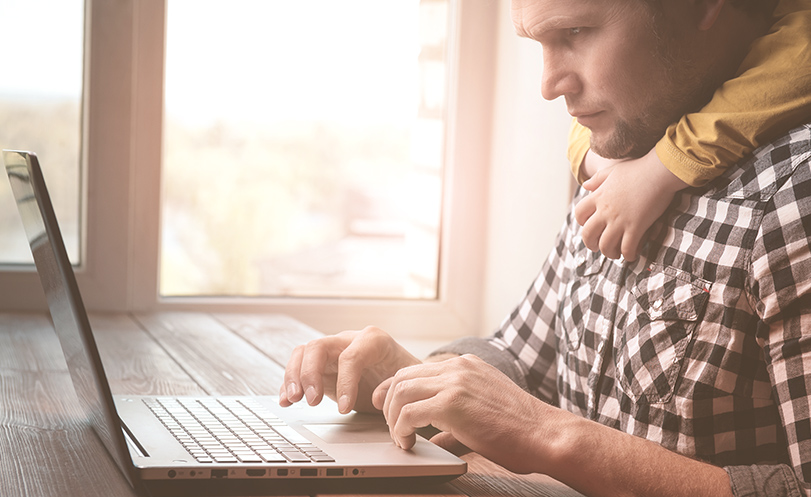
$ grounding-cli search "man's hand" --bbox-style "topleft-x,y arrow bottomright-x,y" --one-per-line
280,326 -> 421,414
372,354 -> 549,474
574,148 -> 688,261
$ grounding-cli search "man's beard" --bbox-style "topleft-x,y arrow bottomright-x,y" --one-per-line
590,115 -> 665,160
588,73 -> 717,160
587,13 -> 723,161
587,63 -> 717,160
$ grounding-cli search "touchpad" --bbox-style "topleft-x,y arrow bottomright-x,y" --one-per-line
304,423 -> 393,444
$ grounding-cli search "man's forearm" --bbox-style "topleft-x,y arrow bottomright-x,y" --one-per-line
536,406 -> 733,497
429,339 -> 734,495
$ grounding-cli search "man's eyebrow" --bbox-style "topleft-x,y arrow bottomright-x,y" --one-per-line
525,16 -> 579,39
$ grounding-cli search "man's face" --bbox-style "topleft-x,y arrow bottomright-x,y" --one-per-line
513,0 -> 708,159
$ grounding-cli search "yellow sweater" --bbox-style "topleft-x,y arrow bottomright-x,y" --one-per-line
568,0 -> 811,186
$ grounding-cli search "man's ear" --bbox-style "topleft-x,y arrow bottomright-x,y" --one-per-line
693,0 -> 726,30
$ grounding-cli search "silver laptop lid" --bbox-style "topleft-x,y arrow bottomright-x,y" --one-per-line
3,150 -> 139,487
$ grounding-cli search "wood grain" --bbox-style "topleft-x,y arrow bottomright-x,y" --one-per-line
90,312 -> 207,396
0,313 -> 137,497
132,312 -> 286,395
451,454 -> 585,497
213,313 -> 323,368
0,313 -> 67,372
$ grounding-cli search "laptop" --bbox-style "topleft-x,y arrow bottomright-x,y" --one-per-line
2,150 -> 466,494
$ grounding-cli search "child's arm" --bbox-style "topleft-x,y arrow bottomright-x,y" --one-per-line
656,0 -> 811,186
568,0 -> 811,259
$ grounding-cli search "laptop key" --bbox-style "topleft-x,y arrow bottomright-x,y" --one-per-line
237,454 -> 263,463
280,451 -> 311,463
259,452 -> 288,463
310,454 -> 336,463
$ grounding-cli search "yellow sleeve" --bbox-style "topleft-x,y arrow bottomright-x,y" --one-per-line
657,0 -> 811,186
567,119 -> 592,184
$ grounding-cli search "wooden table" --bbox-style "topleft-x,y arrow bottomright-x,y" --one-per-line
0,312 -> 583,497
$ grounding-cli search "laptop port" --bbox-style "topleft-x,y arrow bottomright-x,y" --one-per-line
210,469 -> 228,479
326,468 -> 344,477
246,469 -> 266,477
300,468 -> 318,477
277,469 -> 289,477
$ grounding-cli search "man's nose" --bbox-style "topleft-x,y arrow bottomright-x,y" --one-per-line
541,52 -> 581,101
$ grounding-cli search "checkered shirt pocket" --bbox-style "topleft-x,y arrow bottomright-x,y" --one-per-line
617,264 -> 712,404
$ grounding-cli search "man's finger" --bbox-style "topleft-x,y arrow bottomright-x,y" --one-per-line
282,345 -> 305,404
279,383 -> 291,407
372,377 -> 393,411
391,396 -> 437,450
298,335 -> 346,406
381,362 -> 441,419
382,366 -> 444,444
335,337 -> 381,413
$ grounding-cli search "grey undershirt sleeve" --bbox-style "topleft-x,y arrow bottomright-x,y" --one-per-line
428,336 -> 530,393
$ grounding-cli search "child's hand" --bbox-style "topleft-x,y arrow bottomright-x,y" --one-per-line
579,147 -> 619,182
574,148 -> 687,261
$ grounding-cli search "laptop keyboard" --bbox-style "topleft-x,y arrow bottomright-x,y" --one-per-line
144,397 -> 335,464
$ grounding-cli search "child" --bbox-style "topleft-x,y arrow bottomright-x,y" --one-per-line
570,0 -> 811,261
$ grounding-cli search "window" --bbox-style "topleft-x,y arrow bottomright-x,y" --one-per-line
0,0 -> 498,340
161,0 -> 448,300
0,0 -> 84,265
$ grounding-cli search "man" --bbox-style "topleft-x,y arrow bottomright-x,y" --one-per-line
281,0 -> 811,495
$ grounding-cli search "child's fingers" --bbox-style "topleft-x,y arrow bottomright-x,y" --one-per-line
620,228 -> 645,262
598,224 -> 623,260
620,236 -> 640,261
581,215 -> 606,253
574,194 -> 597,227
582,167 -> 611,192
621,246 -> 639,262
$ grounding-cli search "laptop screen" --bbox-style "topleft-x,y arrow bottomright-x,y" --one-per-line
3,150 -> 138,487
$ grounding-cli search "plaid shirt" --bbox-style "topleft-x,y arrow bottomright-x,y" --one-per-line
437,124 -> 811,495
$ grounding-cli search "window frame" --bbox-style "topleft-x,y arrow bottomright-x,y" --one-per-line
0,0 -> 498,341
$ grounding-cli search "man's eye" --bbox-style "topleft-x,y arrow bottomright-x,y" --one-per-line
569,27 -> 582,35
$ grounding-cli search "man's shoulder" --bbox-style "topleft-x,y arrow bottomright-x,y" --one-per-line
704,124 -> 811,202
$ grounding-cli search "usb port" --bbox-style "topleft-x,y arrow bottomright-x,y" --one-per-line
246,469 -> 266,477
210,469 -> 228,479
326,468 -> 344,477
300,468 -> 318,477
277,469 -> 289,477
